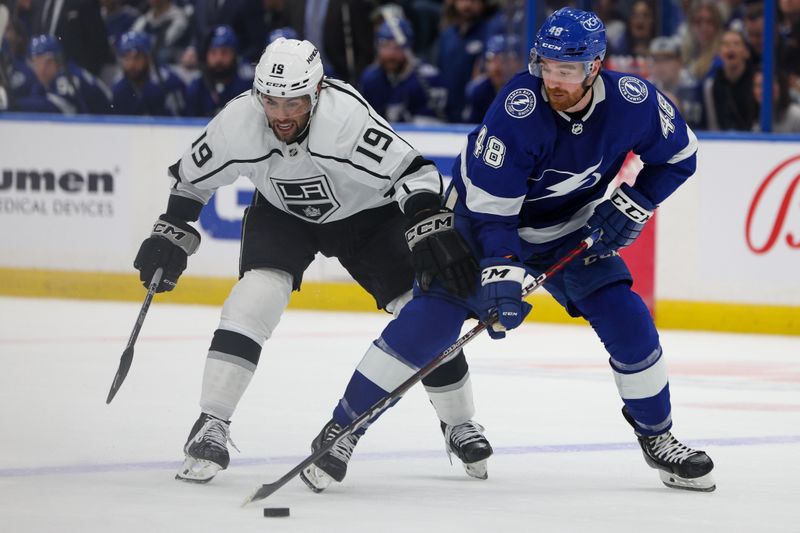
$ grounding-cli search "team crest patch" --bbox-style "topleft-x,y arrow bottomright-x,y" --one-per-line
582,16 -> 601,31
618,76 -> 649,103
504,88 -> 536,118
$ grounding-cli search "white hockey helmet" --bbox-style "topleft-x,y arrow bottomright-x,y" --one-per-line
253,38 -> 324,113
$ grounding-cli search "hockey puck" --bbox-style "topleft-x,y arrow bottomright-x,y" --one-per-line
263,507 -> 290,518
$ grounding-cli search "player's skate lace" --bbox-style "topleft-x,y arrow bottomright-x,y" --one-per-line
446,421 -> 486,450
646,432 -> 696,464
324,424 -> 358,464
191,416 -> 240,454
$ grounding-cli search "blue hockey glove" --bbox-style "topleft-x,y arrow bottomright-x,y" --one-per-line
479,258 -> 533,340
586,183 -> 655,254
134,214 -> 201,292
406,209 -> 479,298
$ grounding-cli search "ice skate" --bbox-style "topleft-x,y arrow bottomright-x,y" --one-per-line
176,413 -> 238,483
299,419 -> 362,493
623,407 -> 715,492
442,420 -> 493,480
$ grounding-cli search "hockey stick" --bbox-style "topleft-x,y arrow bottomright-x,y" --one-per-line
242,230 -> 600,505
105,267 -> 163,404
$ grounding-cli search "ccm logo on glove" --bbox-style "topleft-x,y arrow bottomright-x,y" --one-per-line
405,211 -> 453,248
610,188 -> 653,224
481,265 -> 525,284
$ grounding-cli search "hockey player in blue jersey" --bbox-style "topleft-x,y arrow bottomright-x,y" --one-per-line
301,8 -> 716,493
359,17 -> 447,123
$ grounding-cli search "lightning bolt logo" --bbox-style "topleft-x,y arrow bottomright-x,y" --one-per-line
528,158 -> 603,202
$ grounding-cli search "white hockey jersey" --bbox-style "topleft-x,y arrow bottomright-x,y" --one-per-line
169,79 -> 442,223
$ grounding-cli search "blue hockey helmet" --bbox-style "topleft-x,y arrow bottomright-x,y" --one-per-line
267,27 -> 299,45
376,17 -> 413,48
118,30 -> 152,55
29,34 -> 61,57
485,34 -> 520,58
209,25 -> 238,51
529,8 -> 606,78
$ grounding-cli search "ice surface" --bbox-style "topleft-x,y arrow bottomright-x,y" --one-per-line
1,297 -> 798,532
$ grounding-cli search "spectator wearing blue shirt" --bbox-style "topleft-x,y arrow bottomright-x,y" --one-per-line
101,0 -> 141,53
184,25 -> 251,117
463,34 -> 521,123
14,34 -> 110,114
436,0 -> 493,122
111,30 -> 185,116
359,17 -> 447,123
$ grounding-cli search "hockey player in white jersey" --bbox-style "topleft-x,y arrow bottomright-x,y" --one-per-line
132,38 -> 492,487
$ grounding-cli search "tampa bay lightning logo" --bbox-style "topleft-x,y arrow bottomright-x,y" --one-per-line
582,16 -> 601,31
618,76 -> 649,104
504,88 -> 536,118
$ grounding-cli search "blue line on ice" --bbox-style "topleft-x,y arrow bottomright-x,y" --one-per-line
3,435 -> 799,478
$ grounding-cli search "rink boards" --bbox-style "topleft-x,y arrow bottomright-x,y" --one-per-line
0,114 -> 798,335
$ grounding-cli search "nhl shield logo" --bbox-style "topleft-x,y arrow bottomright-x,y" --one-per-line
271,174 -> 340,222
504,88 -> 537,118
618,76 -> 649,104
571,123 -> 584,135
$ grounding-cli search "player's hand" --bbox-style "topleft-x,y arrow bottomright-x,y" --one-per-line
478,257 -> 532,340
405,209 -> 478,298
585,183 -> 655,254
134,214 -> 201,292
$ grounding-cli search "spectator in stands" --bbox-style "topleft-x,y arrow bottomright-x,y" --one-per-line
100,0 -> 140,53
267,26 -> 298,44
111,30 -> 185,116
647,35 -> 705,129
609,0 -> 656,58
2,17 -> 36,104
184,25 -> 251,118
130,0 -> 190,65
780,0 -> 800,91
31,0 -> 113,76
462,33 -> 520,123
14,35 -> 109,115
594,0 -> 626,49
681,0 -> 724,82
283,0 -> 376,84
183,0 -> 266,70
753,69 -> 800,132
436,0 -> 494,122
703,29 -> 757,130
360,16 -> 447,123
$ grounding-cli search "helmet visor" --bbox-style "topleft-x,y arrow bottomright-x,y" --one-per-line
531,54 -> 590,84
259,93 -> 313,121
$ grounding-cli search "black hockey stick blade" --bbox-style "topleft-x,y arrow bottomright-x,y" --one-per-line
106,267 -> 163,404
242,231 -> 599,505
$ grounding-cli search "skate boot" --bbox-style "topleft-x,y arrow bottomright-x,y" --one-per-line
176,413 -> 238,483
441,420 -> 494,480
299,419 -> 362,493
622,407 -> 715,492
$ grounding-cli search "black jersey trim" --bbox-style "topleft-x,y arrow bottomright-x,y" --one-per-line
307,149 -> 392,180
321,79 -> 414,150
190,149 -> 284,185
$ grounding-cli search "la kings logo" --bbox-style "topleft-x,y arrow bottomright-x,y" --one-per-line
271,174 -> 340,222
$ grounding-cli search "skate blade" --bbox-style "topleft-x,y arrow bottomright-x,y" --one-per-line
299,464 -> 333,493
175,456 -> 223,484
659,470 -> 716,492
463,459 -> 488,480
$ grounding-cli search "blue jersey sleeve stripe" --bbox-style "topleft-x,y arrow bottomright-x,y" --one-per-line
666,126 -> 698,165
459,142 -> 525,216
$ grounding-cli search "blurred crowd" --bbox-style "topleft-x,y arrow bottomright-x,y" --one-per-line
0,0 -> 799,132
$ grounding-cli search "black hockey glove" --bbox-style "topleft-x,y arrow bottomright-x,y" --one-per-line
134,214 -> 201,292
585,183 -> 655,254
405,209 -> 479,299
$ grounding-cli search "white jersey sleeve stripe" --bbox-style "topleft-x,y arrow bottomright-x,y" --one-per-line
459,140 -> 525,216
666,125 -> 698,164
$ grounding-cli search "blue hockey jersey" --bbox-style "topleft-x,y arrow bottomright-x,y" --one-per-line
451,69 -> 698,260
359,61 -> 447,123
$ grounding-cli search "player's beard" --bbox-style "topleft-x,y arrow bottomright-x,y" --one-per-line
270,112 -> 311,143
544,82 -> 588,112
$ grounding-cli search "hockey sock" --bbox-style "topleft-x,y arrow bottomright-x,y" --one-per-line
575,282 -> 671,435
422,350 -> 476,425
200,329 -> 261,421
